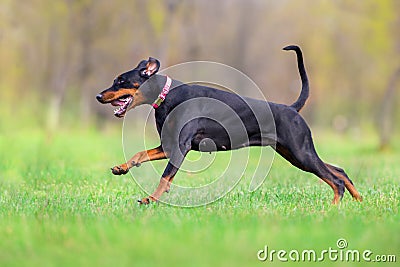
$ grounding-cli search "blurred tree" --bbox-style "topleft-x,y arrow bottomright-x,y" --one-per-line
377,0 -> 400,150
377,66 -> 400,150
35,1 -> 74,133
142,0 -> 182,64
72,0 -> 96,126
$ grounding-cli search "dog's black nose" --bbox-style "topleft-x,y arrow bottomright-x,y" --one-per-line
96,94 -> 103,101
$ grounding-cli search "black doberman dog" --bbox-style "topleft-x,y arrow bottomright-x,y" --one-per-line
96,45 -> 362,205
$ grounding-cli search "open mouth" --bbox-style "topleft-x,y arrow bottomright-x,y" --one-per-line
111,95 -> 133,117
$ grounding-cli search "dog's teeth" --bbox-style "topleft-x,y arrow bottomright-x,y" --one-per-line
113,98 -> 131,116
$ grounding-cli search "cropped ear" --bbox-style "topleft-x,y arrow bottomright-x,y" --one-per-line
140,57 -> 160,77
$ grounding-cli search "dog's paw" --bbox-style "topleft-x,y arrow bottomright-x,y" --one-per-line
111,164 -> 129,175
138,198 -> 150,205
137,196 -> 157,205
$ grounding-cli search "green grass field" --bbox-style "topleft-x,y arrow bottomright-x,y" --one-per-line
0,127 -> 398,267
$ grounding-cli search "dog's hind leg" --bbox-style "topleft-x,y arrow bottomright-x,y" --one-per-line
275,143 -> 345,204
325,163 -> 362,201
275,142 -> 345,205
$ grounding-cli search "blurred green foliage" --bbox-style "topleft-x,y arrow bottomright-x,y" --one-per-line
0,0 -> 399,133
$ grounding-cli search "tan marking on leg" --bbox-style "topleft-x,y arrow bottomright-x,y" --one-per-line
139,177 -> 171,204
112,147 -> 167,176
127,147 -> 167,167
320,177 -> 341,205
326,164 -> 362,202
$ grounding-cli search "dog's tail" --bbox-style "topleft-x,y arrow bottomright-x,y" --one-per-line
283,45 -> 309,112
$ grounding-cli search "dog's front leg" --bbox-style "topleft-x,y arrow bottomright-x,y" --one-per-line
139,141 -> 191,204
138,162 -> 178,204
111,146 -> 167,175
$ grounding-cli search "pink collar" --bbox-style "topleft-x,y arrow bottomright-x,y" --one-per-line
152,76 -> 172,109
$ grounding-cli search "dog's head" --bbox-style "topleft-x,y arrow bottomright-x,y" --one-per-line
96,57 -> 160,118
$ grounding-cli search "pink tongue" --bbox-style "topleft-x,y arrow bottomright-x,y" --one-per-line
111,100 -> 125,106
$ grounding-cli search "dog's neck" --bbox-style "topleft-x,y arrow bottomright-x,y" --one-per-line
140,74 -> 167,104
142,74 -> 181,106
